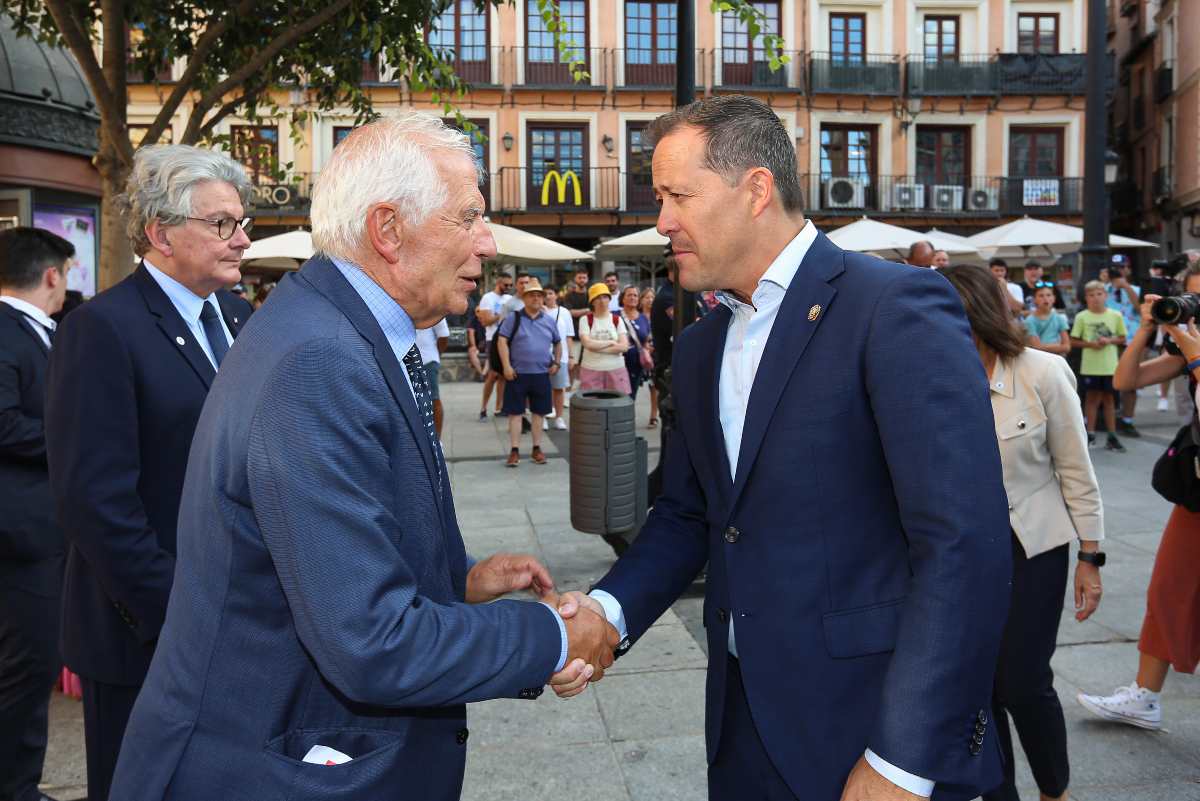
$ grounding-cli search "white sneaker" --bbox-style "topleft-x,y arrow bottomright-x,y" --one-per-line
555,417 -> 567,430
1076,683 -> 1163,730
1158,397 -> 1171,412
546,409 -> 557,419
542,418 -> 549,430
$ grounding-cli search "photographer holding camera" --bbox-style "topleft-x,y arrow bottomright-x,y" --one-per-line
1077,254 -> 1200,731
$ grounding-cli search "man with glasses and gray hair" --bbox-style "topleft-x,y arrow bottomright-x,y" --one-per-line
43,144 -> 253,801
107,113 -> 615,800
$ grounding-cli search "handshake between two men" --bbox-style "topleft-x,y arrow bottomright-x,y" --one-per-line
464,551 -> 621,697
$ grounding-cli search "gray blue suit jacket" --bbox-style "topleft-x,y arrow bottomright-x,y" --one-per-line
109,257 -> 562,801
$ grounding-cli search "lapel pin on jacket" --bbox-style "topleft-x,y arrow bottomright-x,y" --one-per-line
808,304 -> 822,322
175,336 -> 186,346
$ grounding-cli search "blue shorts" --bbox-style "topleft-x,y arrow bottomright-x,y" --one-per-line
426,361 -> 441,400
502,372 -> 552,416
1080,374 -> 1113,394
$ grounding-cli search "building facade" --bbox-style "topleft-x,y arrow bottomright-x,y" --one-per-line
1109,0 -> 1199,256
125,0 -> 1098,254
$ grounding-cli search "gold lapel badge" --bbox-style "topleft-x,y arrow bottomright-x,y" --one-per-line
807,304 -> 822,322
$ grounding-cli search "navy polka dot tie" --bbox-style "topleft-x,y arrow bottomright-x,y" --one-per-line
402,344 -> 444,496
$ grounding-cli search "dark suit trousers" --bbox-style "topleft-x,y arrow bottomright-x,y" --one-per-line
0,577 -> 61,801
80,678 -> 141,801
983,536 -> 1070,801
709,656 -> 800,801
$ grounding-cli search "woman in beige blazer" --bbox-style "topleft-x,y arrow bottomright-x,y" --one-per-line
941,264 -> 1104,801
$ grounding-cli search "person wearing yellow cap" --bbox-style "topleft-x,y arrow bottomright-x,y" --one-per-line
577,283 -> 631,394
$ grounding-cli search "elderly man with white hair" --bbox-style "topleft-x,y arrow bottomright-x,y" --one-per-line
43,144 -> 255,801
107,113 -> 618,801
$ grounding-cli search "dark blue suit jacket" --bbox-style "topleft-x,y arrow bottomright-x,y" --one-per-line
594,232 -> 1011,801
109,257 -> 562,801
44,265 -> 251,684
0,302 -> 62,595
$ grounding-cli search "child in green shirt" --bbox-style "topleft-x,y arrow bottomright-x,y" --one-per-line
1071,280 -> 1128,451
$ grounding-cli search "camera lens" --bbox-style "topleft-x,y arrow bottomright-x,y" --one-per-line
1152,293 -> 1200,325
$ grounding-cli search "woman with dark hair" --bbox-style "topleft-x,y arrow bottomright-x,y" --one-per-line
1077,260 -> 1200,732
619,285 -> 651,401
940,263 -> 1104,801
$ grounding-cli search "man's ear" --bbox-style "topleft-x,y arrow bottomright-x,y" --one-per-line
746,167 -> 775,217
367,203 -> 404,264
46,262 -> 65,290
145,220 -> 173,257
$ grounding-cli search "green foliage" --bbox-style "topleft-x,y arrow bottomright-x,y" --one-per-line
1,0 -> 788,162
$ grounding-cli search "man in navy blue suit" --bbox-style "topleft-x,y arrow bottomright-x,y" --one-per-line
557,95 -> 1011,801
44,145 -> 254,801
108,114 -> 616,801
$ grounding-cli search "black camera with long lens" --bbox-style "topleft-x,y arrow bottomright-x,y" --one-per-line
1151,293 -> 1200,325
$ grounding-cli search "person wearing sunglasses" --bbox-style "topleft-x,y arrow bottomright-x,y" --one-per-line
1020,262 -> 1065,313
42,144 -> 254,801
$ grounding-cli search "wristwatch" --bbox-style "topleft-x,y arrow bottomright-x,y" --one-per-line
1077,550 -> 1106,567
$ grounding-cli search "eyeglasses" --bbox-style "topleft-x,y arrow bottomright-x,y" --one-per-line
1033,281 -> 1054,289
185,216 -> 254,240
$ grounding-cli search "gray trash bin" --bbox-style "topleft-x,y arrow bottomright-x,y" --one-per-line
570,390 -> 642,535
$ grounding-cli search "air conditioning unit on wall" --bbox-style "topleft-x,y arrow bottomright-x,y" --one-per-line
825,177 -> 867,209
890,182 -> 926,211
967,187 -> 1000,211
931,185 -> 965,211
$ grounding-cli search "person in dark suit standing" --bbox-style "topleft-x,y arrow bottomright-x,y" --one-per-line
43,145 -> 254,801
0,227 -> 72,801
556,95 -> 1012,801
108,114 -> 616,801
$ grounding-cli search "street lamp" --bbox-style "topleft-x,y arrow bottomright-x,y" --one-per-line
502,132 -> 514,151
1105,149 -> 1120,184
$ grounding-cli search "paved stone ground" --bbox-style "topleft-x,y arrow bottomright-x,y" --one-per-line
40,378 -> 1200,800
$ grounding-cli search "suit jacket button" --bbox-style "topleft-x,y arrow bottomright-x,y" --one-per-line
456,728 -> 469,745
716,608 -> 728,623
973,733 -> 984,745
977,709 -> 988,725
969,743 -> 981,756
724,527 -> 740,543
975,723 -> 986,736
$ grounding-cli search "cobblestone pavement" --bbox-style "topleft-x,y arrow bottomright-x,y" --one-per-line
40,380 -> 1200,800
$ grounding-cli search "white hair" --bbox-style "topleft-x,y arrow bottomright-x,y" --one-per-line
310,112 -> 479,262
118,144 -> 251,256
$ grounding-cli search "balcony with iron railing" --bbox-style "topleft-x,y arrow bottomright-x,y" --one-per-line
906,54 -> 995,96
1154,165 -> 1172,200
809,53 -> 901,95
494,166 -> 623,213
798,174 -> 1083,217
609,49 -> 707,89
504,47 -> 607,88
1155,61 -> 1174,103
995,53 -> 1088,95
715,49 -> 803,91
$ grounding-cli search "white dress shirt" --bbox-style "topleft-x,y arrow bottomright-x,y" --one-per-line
590,222 -> 934,797
143,260 -> 233,370
0,295 -> 56,349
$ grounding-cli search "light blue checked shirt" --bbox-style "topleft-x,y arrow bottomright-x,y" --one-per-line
331,257 -> 569,673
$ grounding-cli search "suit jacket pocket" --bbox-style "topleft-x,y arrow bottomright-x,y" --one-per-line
822,597 -> 905,659
263,727 -> 408,800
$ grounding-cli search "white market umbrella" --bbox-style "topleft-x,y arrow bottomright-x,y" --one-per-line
827,217 -> 980,258
241,229 -> 313,266
486,221 -> 592,265
968,217 -> 1160,260
593,227 -> 670,261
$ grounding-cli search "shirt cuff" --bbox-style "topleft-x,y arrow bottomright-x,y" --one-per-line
864,749 -> 934,798
587,589 -> 629,641
540,602 -> 569,673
